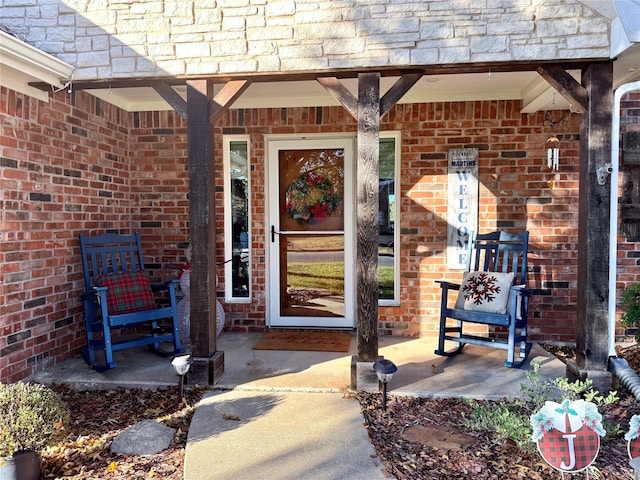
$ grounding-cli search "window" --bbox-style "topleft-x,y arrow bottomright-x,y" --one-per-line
223,136 -> 251,302
379,133 -> 400,305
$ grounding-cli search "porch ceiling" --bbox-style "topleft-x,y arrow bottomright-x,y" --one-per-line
90,70 -> 572,113
73,47 -> 640,114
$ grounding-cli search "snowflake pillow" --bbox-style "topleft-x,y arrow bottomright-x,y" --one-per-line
454,271 -> 515,314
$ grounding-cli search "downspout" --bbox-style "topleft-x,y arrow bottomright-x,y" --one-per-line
608,80 -> 640,357
608,81 -> 640,400
610,357 -> 640,400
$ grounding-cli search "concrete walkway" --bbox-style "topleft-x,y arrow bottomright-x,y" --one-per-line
185,390 -> 385,480
28,333 -> 566,480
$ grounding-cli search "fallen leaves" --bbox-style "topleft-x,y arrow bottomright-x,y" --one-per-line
358,381 -> 640,479
618,344 -> 640,371
41,385 -> 206,479
401,424 -> 474,451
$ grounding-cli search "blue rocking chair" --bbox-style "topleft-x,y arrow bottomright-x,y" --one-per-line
79,232 -> 184,371
434,230 -> 532,368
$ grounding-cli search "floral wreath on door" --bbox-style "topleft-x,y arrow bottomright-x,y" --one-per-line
284,170 -> 340,224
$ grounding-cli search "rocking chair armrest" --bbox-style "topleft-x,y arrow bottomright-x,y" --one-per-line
435,280 -> 461,291
80,289 -> 98,301
91,286 -> 109,301
80,286 -> 108,298
78,287 -> 109,310
151,278 -> 180,292
510,285 -> 533,297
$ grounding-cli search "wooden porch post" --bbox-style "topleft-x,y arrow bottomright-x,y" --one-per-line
569,61 -> 614,389
356,72 -> 381,362
186,79 -> 223,384
318,73 -> 422,364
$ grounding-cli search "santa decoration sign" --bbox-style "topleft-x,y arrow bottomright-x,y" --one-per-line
531,399 -> 605,473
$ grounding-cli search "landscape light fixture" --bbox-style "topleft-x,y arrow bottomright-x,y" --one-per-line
373,358 -> 397,411
171,354 -> 192,403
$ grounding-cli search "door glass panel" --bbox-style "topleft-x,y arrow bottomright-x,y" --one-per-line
278,148 -> 345,318
281,235 -> 344,317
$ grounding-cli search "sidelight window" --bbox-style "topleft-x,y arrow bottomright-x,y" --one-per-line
223,136 -> 251,302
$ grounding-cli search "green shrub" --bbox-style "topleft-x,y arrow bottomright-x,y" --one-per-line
620,282 -> 640,342
0,383 -> 70,463
463,361 -> 620,454
462,399 -> 533,451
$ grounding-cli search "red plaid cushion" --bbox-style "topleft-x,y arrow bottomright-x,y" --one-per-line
94,271 -> 156,315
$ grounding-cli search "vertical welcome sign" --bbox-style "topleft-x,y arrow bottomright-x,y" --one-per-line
447,148 -> 479,269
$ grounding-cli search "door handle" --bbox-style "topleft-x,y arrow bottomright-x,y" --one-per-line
271,225 -> 280,243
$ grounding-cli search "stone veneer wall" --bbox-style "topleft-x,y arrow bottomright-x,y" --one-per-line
1,0 -> 610,81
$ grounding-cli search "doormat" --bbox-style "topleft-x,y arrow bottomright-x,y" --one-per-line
252,331 -> 353,353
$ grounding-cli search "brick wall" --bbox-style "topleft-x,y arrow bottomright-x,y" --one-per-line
0,87 -> 191,382
0,83 -> 608,382
129,111 -> 190,267
131,100 -> 583,342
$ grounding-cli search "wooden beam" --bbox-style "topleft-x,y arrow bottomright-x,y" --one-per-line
317,77 -> 358,119
536,65 -> 588,114
356,72 -> 381,362
152,81 -> 188,120
186,79 -> 220,382
380,72 -> 423,116
209,80 -> 250,123
30,58 -> 600,92
572,61 -> 614,386
320,73 -> 423,120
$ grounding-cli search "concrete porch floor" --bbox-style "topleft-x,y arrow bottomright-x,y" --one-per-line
28,332 -> 566,399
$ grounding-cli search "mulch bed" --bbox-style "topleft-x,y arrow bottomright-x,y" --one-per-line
41,385 -> 206,479
39,344 -> 640,479
357,344 -> 640,479
618,343 -> 640,371
358,393 -> 639,479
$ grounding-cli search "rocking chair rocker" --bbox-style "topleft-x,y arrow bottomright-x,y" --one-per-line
79,232 -> 184,371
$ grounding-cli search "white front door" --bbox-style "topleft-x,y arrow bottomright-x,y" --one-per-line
267,137 -> 355,328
